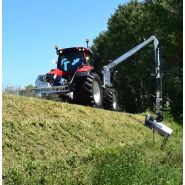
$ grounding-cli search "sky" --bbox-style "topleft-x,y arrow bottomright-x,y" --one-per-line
3,0 -> 130,88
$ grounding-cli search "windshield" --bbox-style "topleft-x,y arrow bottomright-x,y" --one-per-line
58,52 -> 84,72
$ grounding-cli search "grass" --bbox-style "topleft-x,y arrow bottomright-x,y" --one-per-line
2,94 -> 183,184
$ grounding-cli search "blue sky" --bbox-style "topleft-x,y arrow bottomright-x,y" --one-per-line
3,0 -> 130,88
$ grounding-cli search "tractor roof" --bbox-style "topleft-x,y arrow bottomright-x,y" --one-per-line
57,47 -> 93,55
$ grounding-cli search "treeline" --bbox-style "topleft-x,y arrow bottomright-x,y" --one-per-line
3,85 -> 66,102
92,0 -> 182,123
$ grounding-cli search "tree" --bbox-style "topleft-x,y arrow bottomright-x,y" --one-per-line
24,84 -> 35,90
92,0 -> 182,123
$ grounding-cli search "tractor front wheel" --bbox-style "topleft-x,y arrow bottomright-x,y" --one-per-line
74,72 -> 103,108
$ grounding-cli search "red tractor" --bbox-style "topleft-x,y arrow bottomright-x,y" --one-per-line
34,39 -> 118,110
34,36 -> 163,118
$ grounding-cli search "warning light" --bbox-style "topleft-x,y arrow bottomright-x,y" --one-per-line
86,38 -> 90,48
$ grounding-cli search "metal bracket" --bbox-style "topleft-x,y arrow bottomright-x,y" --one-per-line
103,35 -> 163,116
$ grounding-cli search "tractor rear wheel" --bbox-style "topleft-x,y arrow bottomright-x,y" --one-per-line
103,88 -> 118,111
74,72 -> 103,108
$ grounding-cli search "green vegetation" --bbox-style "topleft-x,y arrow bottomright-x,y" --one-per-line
92,0 -> 182,123
3,94 -> 182,184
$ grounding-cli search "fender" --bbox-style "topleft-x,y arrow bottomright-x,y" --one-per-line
75,65 -> 94,77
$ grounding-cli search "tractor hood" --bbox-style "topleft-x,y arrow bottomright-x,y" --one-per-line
48,69 -> 69,76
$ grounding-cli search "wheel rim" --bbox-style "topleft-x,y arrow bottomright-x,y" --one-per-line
92,81 -> 101,104
112,94 -> 117,110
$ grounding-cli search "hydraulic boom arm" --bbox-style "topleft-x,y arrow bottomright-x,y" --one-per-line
103,35 -> 163,119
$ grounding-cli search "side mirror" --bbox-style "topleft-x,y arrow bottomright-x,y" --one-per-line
52,59 -> 58,65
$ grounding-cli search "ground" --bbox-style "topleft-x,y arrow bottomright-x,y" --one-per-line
2,94 -> 183,185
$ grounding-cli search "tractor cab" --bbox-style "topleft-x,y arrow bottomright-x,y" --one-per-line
56,47 -> 93,73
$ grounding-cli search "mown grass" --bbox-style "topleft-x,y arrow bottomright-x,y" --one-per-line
2,94 -> 182,184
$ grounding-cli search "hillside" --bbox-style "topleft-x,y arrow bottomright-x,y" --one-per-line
2,94 -> 182,184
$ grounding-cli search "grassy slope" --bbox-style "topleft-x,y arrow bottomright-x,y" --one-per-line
3,94 -> 182,185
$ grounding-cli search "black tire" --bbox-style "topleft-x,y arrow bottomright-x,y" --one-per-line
103,88 -> 118,111
74,72 -> 103,108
